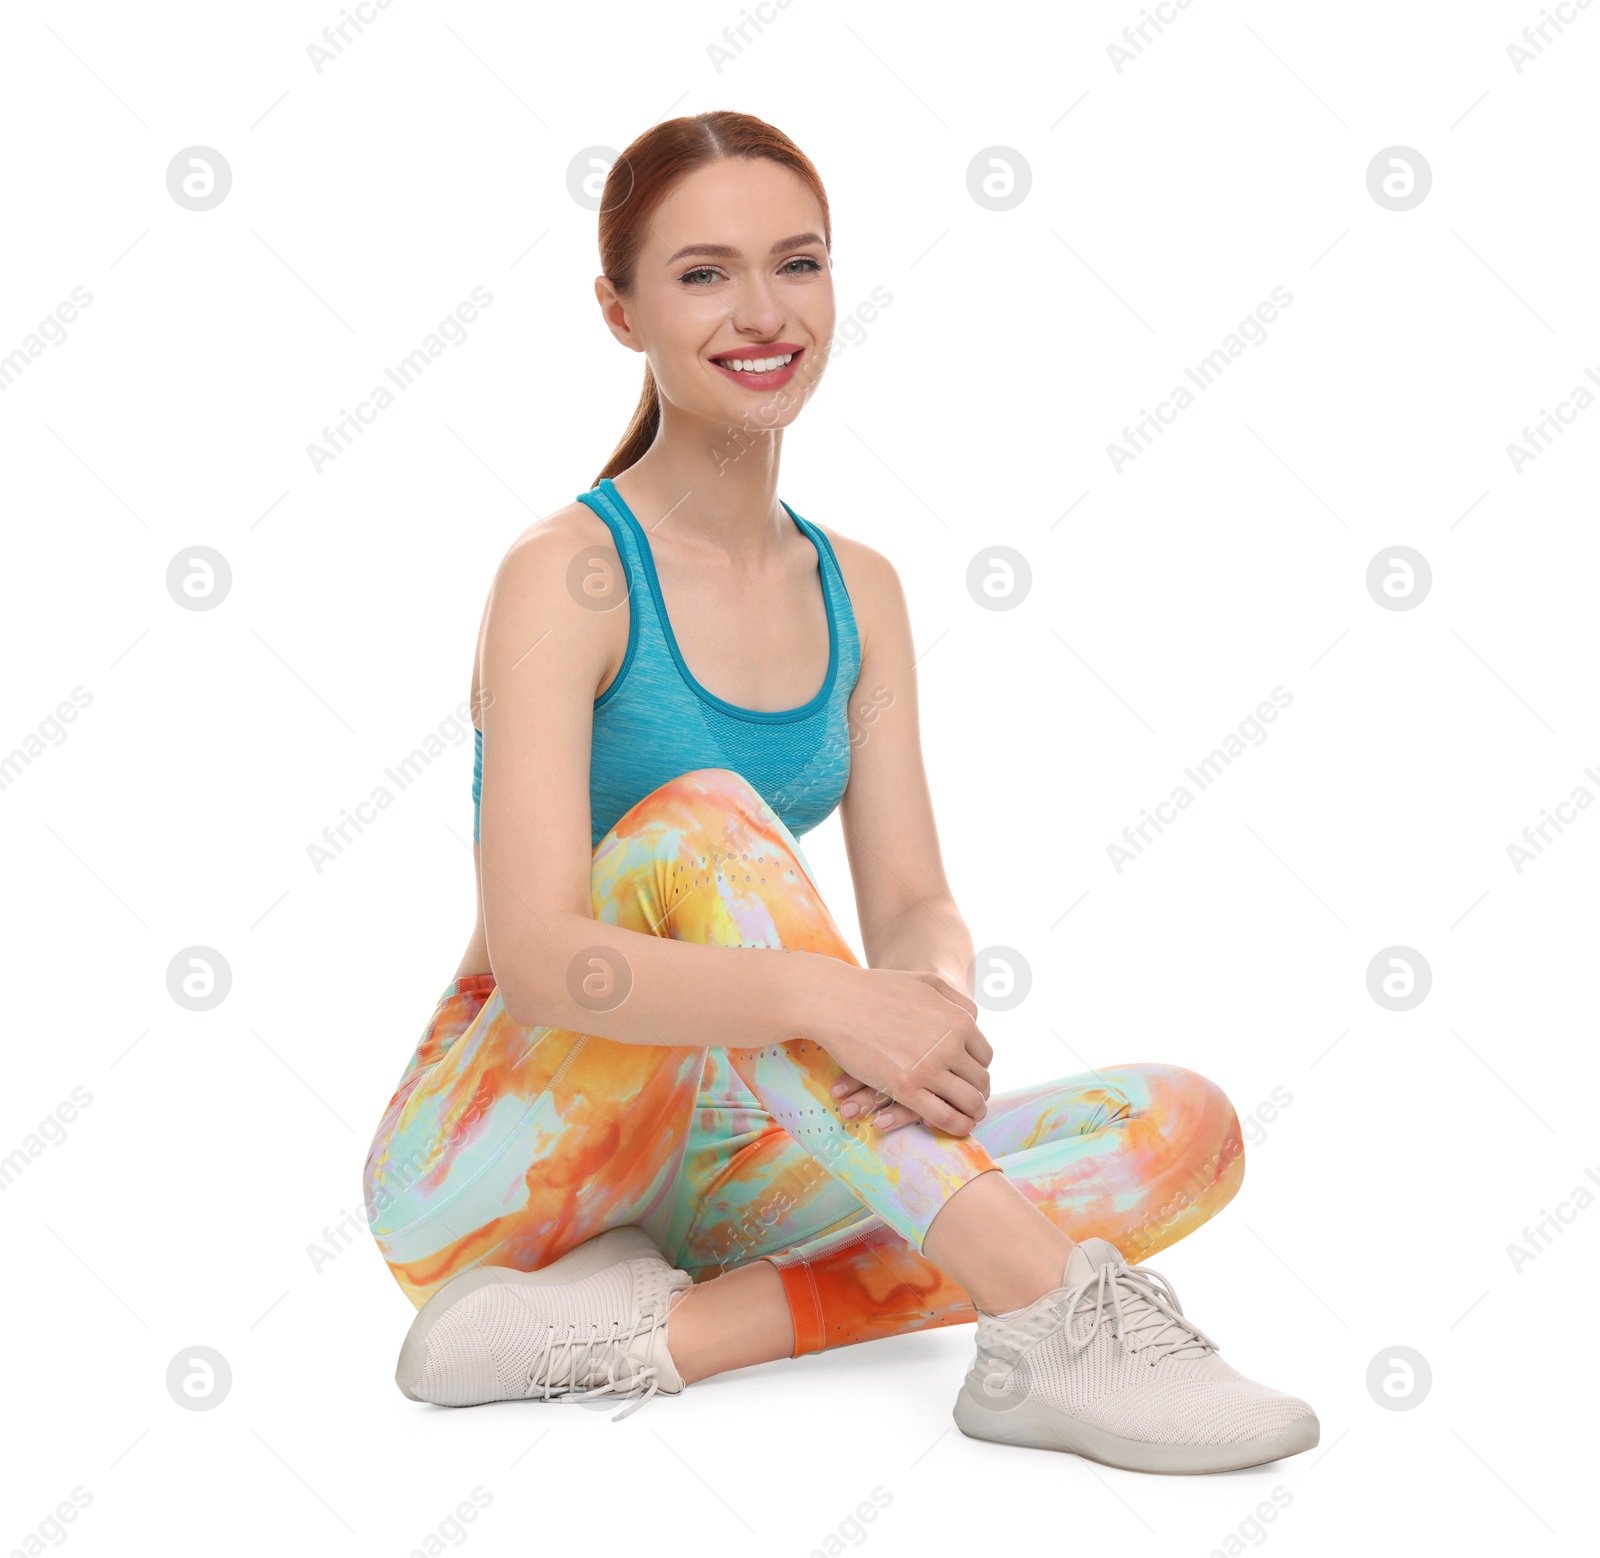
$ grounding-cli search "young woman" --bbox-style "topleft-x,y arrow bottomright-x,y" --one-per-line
361,111 -> 1318,1475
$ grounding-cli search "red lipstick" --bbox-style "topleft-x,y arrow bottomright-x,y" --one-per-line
708,343 -> 805,391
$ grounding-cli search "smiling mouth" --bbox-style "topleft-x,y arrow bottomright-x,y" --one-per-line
710,349 -> 801,373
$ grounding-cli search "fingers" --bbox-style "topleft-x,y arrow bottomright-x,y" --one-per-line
836,1082 -> 887,1120
832,1075 -> 983,1135
839,1089 -> 883,1121
862,1096 -> 922,1130
835,1080 -> 921,1130
916,978 -> 993,1071
903,1048 -> 986,1133
917,1025 -> 989,1112
963,1024 -> 994,1069
885,1027 -> 988,1133
905,1088 -> 979,1136
949,1045 -> 992,1099
929,1073 -> 988,1124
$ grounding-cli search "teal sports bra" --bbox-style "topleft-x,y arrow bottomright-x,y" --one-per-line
473,477 -> 862,849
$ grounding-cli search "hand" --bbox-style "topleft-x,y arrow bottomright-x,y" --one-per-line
811,964 -> 991,1135
831,971 -> 980,1129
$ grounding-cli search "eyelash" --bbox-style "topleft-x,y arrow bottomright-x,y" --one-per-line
679,256 -> 823,287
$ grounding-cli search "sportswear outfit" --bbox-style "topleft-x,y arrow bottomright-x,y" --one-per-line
363,479 -> 1245,1359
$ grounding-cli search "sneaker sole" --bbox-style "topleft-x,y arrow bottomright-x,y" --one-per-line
395,1224 -> 663,1403
952,1385 -> 1320,1475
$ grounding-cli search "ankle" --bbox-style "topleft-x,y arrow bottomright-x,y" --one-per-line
922,1171 -> 1077,1313
974,1240 -> 1076,1316
662,1283 -> 704,1384
662,1263 -> 793,1384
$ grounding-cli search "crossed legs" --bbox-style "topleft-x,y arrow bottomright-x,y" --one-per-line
363,768 -> 1245,1379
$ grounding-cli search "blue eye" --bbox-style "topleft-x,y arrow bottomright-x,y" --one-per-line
680,257 -> 821,286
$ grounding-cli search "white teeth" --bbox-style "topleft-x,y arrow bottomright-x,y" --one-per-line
718,352 -> 794,372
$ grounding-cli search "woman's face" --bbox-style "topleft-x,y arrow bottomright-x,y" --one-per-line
599,157 -> 835,434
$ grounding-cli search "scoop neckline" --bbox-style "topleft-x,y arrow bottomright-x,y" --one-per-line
596,476 -> 839,724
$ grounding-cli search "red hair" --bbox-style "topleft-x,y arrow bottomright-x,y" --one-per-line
593,111 -> 832,486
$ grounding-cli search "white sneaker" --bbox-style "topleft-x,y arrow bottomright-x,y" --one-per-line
395,1226 -> 692,1420
953,1237 -> 1319,1474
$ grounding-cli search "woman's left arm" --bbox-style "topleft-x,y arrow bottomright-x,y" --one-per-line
827,535 -> 988,1130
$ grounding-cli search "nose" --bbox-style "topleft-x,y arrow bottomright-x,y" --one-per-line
725,273 -> 786,337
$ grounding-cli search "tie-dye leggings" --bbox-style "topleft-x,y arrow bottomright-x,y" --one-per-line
363,768 -> 1245,1357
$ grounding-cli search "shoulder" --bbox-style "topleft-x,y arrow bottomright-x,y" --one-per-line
480,497 -> 629,626
494,497 -> 617,588
802,522 -> 907,656
474,496 -> 626,699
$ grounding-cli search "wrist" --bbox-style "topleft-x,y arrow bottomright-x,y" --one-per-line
874,953 -> 971,1000
784,949 -> 856,1045
864,911 -> 972,994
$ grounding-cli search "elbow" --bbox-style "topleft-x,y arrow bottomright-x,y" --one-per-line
493,956 -> 569,1031
498,989 -> 534,1029
497,977 -> 551,1030
483,945 -> 534,1027
488,913 -> 590,1030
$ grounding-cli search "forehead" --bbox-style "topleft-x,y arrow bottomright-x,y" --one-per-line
647,158 -> 825,259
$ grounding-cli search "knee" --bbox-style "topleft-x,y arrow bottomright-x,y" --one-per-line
1102,1062 -> 1245,1176
676,767 -> 771,815
1107,1064 -> 1248,1262
609,767 -> 784,846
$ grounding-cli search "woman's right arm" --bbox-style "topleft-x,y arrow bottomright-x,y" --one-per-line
477,509 -> 989,1133
476,507 -> 815,1047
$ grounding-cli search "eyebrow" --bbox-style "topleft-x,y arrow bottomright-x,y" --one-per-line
662,232 -> 827,266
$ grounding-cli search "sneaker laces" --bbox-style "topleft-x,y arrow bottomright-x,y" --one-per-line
526,1308 -> 668,1421
1061,1258 -> 1218,1367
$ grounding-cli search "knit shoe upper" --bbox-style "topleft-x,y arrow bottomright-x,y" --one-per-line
966,1238 -> 1317,1451
405,1247 -> 691,1420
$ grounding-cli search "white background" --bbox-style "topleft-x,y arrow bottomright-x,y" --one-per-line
2,1 -> 1595,1553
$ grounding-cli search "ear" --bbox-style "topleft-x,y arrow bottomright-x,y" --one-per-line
594,275 -> 644,353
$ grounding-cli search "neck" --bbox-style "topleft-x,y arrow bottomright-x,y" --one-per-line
610,399 -> 788,557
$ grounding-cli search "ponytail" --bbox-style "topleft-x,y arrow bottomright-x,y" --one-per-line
594,362 -> 660,487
